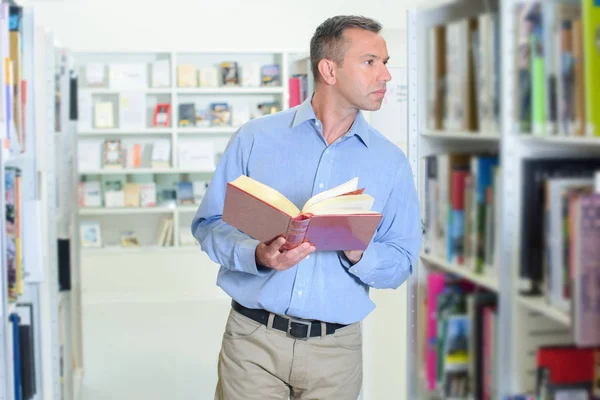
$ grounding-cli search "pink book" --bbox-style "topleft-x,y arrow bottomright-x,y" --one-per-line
426,273 -> 445,390
573,194 -> 600,347
288,77 -> 302,108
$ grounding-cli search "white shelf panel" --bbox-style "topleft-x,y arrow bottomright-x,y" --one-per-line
79,207 -> 175,215
177,205 -> 200,213
81,87 -> 172,95
177,86 -> 285,95
81,246 -> 201,255
516,295 -> 570,327
79,168 -> 214,175
420,130 -> 501,142
518,134 -> 600,148
78,128 -> 172,136
177,127 -> 239,135
420,252 -> 499,292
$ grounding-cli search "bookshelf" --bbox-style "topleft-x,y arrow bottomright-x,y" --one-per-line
73,50 -> 309,253
407,0 -> 600,398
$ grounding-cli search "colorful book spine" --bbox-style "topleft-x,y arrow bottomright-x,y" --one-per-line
426,273 -> 445,391
583,0 -> 600,136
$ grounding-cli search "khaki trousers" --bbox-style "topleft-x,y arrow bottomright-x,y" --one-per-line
215,307 -> 363,400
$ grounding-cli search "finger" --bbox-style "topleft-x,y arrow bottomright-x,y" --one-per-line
265,237 -> 286,257
281,243 -> 315,266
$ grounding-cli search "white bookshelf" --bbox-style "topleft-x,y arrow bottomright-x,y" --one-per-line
74,50 -> 309,252
420,253 -> 499,292
407,0 -> 600,398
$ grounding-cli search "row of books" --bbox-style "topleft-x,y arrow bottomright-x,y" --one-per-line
78,180 -> 209,208
80,217 -> 197,248
516,2 -> 599,137
9,305 -> 37,400
87,98 -> 281,131
177,101 -> 280,128
177,62 -> 281,88
422,153 -> 500,274
78,139 -> 221,171
427,10 -> 500,134
423,273 -> 498,398
5,168 -> 22,304
1,4 -> 27,152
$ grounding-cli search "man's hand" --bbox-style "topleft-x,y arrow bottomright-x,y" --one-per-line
343,250 -> 364,265
256,237 -> 315,271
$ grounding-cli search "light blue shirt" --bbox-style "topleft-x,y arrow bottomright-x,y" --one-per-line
191,96 -> 421,325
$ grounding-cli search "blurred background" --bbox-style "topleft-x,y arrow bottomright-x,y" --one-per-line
1,0 -> 599,399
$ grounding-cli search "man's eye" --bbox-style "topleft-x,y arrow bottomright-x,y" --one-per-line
365,60 -> 373,65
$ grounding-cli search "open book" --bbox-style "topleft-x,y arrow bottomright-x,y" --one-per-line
222,175 -> 382,251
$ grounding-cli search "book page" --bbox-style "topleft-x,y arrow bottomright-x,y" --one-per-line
301,177 -> 358,212
305,193 -> 375,215
230,175 -> 300,217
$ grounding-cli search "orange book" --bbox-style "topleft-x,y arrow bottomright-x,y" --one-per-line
132,144 -> 141,168
223,175 -> 382,251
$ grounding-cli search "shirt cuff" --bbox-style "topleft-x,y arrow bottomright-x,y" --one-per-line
234,238 -> 272,276
341,246 -> 378,284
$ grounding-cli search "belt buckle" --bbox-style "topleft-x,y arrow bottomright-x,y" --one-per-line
286,317 -> 311,340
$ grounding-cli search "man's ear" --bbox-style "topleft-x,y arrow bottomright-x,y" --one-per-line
317,58 -> 337,85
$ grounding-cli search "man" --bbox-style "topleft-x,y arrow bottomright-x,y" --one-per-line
192,15 -> 421,400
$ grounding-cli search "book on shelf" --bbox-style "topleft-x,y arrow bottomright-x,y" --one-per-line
151,59 -> 170,88
177,64 -> 197,87
178,141 -> 214,170
123,183 -> 140,207
193,180 -> 209,204
118,92 -> 146,130
242,63 -> 261,87
260,64 -> 280,87
198,66 -> 219,88
222,175 -> 382,251
156,217 -> 173,246
108,63 -> 147,90
139,183 -> 157,207
151,139 -> 170,168
583,0 -> 600,136
102,139 -> 124,169
178,103 -> 196,127
94,102 -> 114,129
210,103 -> 232,126
220,61 -> 239,86
78,181 -> 101,207
80,222 -> 101,247
153,103 -> 171,127
596,171 -> 600,192
104,180 -> 124,207
177,181 -> 194,205
120,231 -> 140,247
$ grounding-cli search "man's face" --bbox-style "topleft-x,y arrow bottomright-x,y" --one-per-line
334,28 -> 391,111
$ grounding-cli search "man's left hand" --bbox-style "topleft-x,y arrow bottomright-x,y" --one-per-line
343,250 -> 364,265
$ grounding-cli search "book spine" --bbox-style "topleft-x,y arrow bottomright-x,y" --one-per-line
281,216 -> 312,251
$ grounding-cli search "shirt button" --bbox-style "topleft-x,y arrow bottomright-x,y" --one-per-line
351,269 -> 357,274
325,149 -> 329,154
319,183 -> 324,189
370,281 -> 375,285
305,255 -> 310,260
298,290 -> 303,297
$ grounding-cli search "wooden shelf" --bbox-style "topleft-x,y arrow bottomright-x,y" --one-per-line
516,295 -> 570,326
419,252 -> 499,292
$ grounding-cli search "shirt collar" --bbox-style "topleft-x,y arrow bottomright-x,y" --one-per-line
290,94 -> 370,148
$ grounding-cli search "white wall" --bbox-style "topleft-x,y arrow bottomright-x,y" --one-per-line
24,0 -> 417,52
24,1 -> 440,399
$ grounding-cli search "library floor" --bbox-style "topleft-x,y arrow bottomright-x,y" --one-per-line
80,299 -> 231,400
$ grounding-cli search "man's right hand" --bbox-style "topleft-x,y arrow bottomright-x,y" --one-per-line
255,237 -> 315,271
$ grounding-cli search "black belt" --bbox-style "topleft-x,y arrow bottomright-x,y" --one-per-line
231,300 -> 347,340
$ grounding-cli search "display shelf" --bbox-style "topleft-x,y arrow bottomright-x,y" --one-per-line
177,86 -> 285,95
177,127 -> 239,135
80,87 -> 172,95
78,168 -> 214,175
419,253 -> 499,292
78,128 -> 172,136
420,130 -> 501,142
516,295 -> 570,327
79,207 -> 175,215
